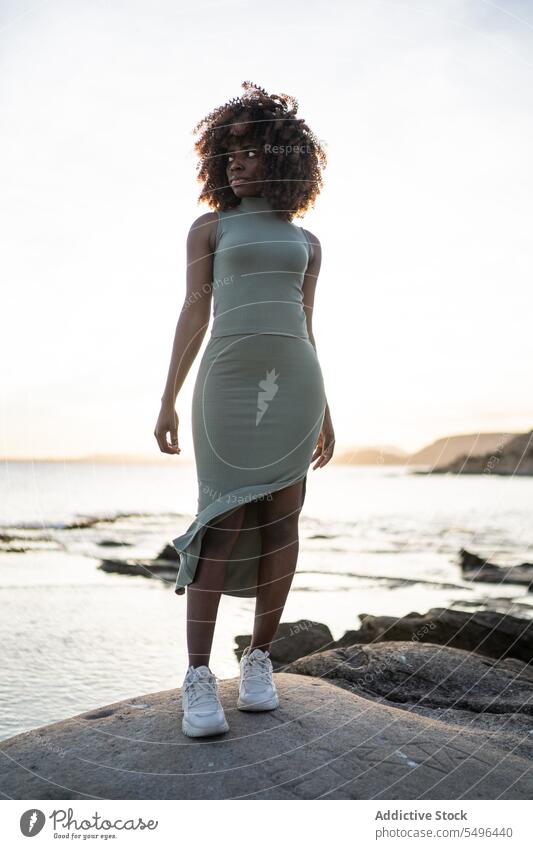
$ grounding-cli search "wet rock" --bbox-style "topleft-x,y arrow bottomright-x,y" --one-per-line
98,543 -> 179,581
98,558 -> 176,580
460,548 -> 533,588
97,539 -> 133,548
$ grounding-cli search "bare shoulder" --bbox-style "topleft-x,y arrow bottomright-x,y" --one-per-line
187,211 -> 219,252
301,227 -> 321,266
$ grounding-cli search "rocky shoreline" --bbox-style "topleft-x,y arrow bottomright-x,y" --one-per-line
95,543 -> 533,595
428,430 -> 533,476
1,607 -> 531,800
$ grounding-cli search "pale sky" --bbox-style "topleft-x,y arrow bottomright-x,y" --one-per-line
1,0 -> 532,460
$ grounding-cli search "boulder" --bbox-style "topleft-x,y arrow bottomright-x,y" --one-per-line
285,640 -> 533,717
234,619 -> 334,668
1,649 -> 532,800
332,608 -> 533,663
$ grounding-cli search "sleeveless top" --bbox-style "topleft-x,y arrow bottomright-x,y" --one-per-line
210,194 -> 311,340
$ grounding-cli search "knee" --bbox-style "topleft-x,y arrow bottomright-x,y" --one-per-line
261,513 -> 300,549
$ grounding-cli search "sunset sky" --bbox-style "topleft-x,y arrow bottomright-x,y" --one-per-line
1,0 -> 532,460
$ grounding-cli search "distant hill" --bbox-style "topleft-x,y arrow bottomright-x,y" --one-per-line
334,432 -> 521,467
0,453 -> 189,465
74,453 -> 184,464
406,432 -> 521,467
430,430 -> 533,475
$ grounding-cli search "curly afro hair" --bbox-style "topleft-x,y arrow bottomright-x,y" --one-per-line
192,81 -> 327,221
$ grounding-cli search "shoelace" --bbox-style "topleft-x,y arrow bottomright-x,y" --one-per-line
184,675 -> 220,709
243,654 -> 273,685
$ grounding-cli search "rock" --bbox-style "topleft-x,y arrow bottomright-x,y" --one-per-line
98,544 -> 180,582
460,548 -> 533,588
234,619 -> 334,668
97,539 -> 133,548
157,543 -> 180,561
1,657 -> 531,800
332,608 -> 533,663
98,558 -> 176,580
285,641 -> 533,717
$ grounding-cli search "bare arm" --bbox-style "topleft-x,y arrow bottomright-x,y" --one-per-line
301,228 -> 335,468
154,211 -> 218,454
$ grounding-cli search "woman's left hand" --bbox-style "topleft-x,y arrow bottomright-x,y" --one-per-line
311,413 -> 335,469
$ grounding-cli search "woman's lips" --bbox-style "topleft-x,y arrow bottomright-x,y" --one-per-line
230,178 -> 248,186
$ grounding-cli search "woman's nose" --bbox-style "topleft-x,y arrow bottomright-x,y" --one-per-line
228,156 -> 244,172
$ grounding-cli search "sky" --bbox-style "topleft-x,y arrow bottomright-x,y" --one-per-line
1,0 -> 532,460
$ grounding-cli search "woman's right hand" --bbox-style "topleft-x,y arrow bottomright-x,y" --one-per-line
154,402 -> 180,455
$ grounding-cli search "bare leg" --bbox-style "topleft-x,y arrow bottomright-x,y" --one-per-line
251,481 -> 304,653
186,505 -> 246,668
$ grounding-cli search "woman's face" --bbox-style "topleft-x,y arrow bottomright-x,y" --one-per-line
225,143 -> 264,198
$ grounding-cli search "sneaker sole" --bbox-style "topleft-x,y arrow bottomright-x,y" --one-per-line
181,717 -> 229,737
237,695 -> 279,711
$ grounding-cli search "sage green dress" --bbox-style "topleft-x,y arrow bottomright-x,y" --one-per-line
172,194 -> 326,597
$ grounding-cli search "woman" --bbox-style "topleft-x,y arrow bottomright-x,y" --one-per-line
154,81 -> 335,737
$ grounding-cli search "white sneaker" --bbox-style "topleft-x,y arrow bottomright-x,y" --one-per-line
181,665 -> 229,737
238,647 -> 279,711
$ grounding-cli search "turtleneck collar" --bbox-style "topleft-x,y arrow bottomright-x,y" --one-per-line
238,194 -> 273,212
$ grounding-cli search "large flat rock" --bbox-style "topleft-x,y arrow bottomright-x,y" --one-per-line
1,664 -> 531,800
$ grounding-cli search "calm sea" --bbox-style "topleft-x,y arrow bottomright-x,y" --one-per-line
1,460 -> 532,740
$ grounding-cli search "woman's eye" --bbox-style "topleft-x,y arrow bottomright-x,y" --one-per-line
226,150 -> 255,164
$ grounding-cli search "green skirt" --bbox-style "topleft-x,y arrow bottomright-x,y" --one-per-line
172,332 -> 326,597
